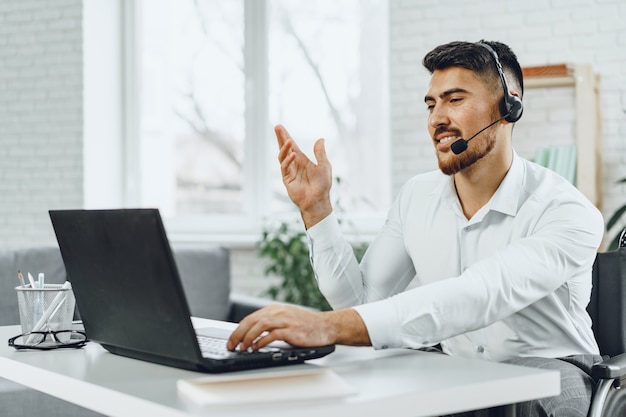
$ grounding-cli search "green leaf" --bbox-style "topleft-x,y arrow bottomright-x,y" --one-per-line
607,232 -> 620,251
607,204 -> 626,231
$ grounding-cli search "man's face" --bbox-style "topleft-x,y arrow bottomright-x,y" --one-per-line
424,67 -> 501,175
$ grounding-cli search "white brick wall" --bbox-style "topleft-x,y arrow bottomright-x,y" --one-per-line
389,0 -> 626,250
0,0 -> 83,248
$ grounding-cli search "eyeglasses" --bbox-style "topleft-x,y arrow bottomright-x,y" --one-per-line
8,330 -> 88,351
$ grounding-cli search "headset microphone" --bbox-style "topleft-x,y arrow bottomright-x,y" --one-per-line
450,138 -> 468,155
450,115 -> 507,155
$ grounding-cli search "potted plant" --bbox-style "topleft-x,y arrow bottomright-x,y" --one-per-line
258,217 -> 367,311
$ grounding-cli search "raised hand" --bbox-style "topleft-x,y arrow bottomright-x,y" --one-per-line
275,124 -> 333,228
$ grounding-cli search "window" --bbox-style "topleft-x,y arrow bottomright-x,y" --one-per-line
131,0 -> 389,241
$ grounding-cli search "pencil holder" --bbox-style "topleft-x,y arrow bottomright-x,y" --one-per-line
15,283 -> 75,341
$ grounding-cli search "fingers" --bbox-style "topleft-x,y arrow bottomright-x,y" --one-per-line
313,138 -> 329,167
278,138 -> 296,166
276,126 -> 299,177
227,305 -> 288,351
226,304 -> 323,352
275,125 -> 327,170
275,124 -> 302,155
275,126 -> 315,184
274,124 -> 291,148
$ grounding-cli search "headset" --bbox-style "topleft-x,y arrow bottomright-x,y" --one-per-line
477,41 -> 523,123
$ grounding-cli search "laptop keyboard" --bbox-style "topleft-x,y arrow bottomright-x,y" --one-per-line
197,335 -> 281,359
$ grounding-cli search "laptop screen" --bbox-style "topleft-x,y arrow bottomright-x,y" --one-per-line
49,209 -> 202,363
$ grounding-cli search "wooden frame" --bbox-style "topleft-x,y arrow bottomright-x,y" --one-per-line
523,64 -> 602,209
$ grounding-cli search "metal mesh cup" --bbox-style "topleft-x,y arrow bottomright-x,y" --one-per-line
15,283 -> 75,343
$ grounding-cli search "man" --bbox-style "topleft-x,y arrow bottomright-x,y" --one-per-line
227,40 -> 604,416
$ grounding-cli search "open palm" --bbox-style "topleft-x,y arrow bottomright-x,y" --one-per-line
275,125 -> 333,227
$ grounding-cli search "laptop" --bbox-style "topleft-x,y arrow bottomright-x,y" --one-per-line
48,208 -> 335,373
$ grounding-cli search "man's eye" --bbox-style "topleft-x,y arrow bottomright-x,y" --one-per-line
450,97 -> 463,103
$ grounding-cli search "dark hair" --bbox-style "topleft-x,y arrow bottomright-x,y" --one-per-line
422,40 -> 524,97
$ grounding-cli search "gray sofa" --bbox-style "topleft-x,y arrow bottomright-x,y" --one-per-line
0,245 -> 272,417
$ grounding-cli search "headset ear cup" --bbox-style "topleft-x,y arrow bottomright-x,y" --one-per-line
478,41 -> 523,123
502,95 -> 523,123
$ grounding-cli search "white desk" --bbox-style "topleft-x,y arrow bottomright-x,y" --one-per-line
0,319 -> 560,417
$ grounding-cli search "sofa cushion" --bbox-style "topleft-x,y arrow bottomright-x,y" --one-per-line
0,245 -> 232,326
172,245 -> 231,321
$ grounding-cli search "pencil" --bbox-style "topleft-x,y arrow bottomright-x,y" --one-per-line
17,270 -> 26,287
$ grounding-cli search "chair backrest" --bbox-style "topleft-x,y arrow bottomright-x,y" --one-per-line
588,238 -> 626,358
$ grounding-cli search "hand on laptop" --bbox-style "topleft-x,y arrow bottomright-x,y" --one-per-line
226,304 -> 371,352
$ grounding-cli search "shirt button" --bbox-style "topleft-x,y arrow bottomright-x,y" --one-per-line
477,346 -> 485,353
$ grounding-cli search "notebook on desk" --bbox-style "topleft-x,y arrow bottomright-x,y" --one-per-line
48,208 -> 334,373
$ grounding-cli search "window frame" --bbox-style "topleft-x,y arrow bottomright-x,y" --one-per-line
119,0 -> 388,245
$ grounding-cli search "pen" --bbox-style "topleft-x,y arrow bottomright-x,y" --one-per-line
27,281 -> 72,343
17,270 -> 26,287
28,272 -> 43,334
27,272 -> 36,288
38,273 -> 45,289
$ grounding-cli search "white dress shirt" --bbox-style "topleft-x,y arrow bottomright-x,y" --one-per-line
306,152 -> 604,361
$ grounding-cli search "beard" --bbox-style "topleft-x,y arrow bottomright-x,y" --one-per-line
435,127 -> 497,176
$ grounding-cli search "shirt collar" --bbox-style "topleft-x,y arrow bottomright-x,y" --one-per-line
489,151 -> 523,217
437,151 -> 524,218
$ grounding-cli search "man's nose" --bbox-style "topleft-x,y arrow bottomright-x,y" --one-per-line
428,105 -> 449,129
